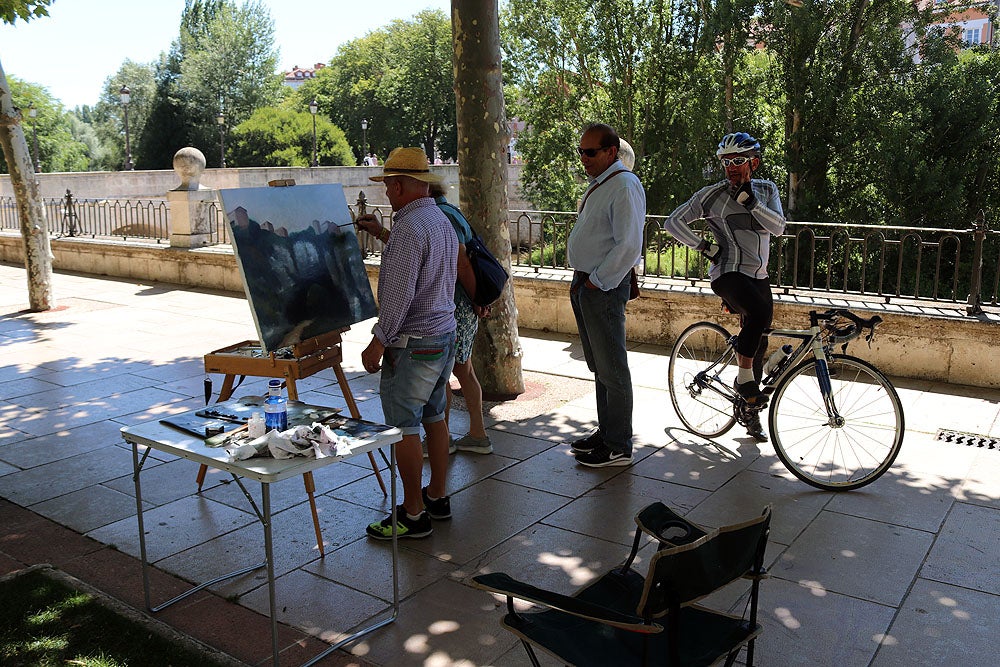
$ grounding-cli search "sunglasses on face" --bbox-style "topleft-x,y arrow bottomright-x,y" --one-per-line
720,156 -> 753,167
577,146 -> 609,158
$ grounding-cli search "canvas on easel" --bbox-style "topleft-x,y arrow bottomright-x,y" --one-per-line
218,183 -> 378,352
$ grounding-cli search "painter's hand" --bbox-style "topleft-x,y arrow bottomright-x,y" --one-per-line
473,303 -> 492,318
362,337 -> 385,374
355,214 -> 382,237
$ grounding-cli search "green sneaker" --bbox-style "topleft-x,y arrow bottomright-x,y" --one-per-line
366,506 -> 433,540
454,433 -> 493,454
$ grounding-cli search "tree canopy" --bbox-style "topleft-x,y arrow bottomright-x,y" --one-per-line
293,9 -> 456,163
501,0 -> 1000,227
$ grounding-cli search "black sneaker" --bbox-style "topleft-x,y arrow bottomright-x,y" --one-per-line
745,412 -> 768,441
576,443 -> 633,468
734,379 -> 768,407
570,431 -> 603,454
421,486 -> 452,520
366,505 -> 433,540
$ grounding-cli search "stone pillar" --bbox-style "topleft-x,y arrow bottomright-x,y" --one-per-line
167,147 -> 216,248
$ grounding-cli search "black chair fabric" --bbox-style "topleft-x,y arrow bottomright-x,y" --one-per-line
473,503 -> 771,667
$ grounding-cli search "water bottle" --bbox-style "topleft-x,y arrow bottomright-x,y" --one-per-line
763,344 -> 794,378
264,379 -> 288,432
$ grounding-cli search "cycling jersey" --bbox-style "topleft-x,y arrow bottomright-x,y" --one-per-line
662,179 -> 786,280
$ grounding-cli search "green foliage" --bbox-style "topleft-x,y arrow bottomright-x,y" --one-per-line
0,0 -> 52,24
501,0 -> 728,214
503,0 -> 999,232
2,77 -> 91,172
228,106 -> 355,167
136,0 -> 282,168
83,60 -> 157,171
296,9 -> 456,163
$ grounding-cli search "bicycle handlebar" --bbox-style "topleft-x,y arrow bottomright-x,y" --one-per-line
809,309 -> 882,345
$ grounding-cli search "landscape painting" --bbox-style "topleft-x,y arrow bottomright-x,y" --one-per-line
218,183 -> 378,352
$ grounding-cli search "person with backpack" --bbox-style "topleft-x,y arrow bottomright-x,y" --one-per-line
427,182 -> 493,455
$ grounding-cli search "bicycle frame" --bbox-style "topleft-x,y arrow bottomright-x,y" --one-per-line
762,325 -> 842,427
670,308 -> 902,491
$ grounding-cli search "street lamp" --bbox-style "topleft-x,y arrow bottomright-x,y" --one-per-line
361,118 -> 369,162
119,85 -> 134,170
27,106 -> 40,172
309,99 -> 318,167
216,112 -> 226,168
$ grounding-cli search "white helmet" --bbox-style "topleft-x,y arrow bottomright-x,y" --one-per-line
716,132 -> 761,157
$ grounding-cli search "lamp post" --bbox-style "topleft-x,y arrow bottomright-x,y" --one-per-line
216,112 -> 226,168
27,106 -> 40,172
309,99 -> 318,167
361,118 -> 369,162
119,85 -> 134,170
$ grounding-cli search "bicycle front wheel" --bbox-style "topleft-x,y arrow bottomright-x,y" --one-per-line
669,322 -> 738,438
769,354 -> 904,491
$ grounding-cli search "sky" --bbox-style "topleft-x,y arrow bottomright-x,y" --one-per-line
0,0 -> 453,109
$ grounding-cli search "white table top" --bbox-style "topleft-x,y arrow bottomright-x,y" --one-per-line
121,405 -> 400,483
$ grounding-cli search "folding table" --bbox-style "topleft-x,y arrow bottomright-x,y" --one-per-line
122,404 -> 402,666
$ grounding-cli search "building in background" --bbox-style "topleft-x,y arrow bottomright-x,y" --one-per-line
282,63 -> 326,91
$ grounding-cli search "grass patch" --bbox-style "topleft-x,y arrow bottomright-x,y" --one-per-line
0,568 -> 236,667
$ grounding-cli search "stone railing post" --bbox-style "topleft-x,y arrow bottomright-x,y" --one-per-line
166,147 -> 216,248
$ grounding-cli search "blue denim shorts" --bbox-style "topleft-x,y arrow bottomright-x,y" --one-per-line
380,330 -> 456,436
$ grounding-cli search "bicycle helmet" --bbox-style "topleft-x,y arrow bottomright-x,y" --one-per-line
716,132 -> 761,157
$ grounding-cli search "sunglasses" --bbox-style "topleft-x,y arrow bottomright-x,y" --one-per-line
577,146 -> 609,158
720,156 -> 753,167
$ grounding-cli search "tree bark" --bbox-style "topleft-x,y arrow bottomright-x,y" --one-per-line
452,0 -> 524,398
0,57 -> 53,311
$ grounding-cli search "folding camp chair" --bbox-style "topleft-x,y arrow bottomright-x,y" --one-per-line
473,502 -> 771,667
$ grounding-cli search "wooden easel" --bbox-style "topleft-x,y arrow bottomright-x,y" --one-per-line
199,329 -> 387,556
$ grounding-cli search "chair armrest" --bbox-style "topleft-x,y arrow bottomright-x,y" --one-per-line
635,502 -> 709,547
472,572 -> 661,634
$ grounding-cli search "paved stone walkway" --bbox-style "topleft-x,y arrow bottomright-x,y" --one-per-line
1,262 -> 997,666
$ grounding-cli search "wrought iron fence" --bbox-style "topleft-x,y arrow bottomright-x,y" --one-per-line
3,189 -> 996,311
0,190 -> 168,242
507,209 -> 1000,312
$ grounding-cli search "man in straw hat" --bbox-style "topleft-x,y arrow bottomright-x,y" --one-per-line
356,147 -> 458,539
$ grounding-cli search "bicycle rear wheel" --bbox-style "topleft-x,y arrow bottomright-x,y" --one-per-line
769,354 -> 904,491
669,322 -> 738,438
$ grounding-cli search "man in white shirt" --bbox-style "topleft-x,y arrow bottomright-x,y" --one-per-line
565,123 -> 646,467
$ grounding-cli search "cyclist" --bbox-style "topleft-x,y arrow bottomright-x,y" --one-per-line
662,132 -> 786,439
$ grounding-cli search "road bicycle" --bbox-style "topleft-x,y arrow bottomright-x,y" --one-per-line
668,308 -> 904,491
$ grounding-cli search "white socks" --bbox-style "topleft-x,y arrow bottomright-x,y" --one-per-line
737,366 -> 755,384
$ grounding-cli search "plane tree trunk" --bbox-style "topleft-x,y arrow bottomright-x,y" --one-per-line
451,0 -> 524,398
0,57 -> 53,311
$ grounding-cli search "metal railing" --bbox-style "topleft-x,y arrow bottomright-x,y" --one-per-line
507,209 -> 1000,312
0,190 -> 168,242
2,189 -> 996,312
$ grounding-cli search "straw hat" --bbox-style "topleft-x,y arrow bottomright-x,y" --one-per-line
369,147 -> 443,183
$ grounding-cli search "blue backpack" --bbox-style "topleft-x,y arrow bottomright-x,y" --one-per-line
464,231 -> 508,307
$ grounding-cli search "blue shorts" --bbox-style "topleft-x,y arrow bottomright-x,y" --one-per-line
379,330 -> 456,436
